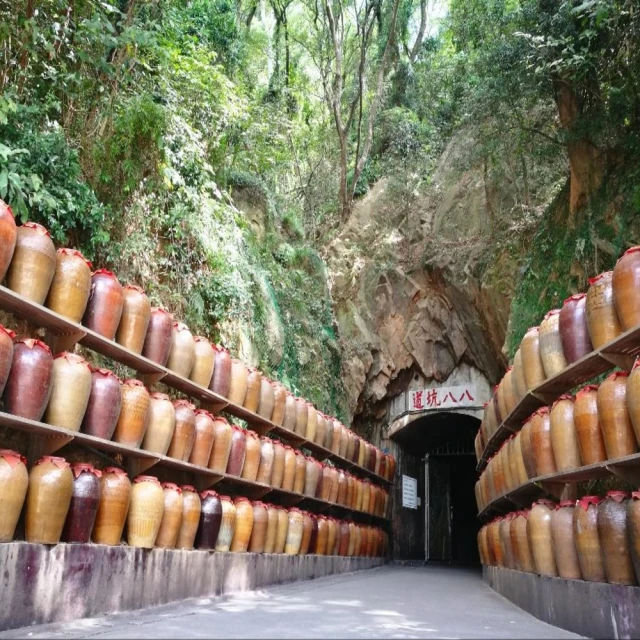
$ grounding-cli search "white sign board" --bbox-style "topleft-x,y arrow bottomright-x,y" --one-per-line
409,384 -> 477,412
402,475 -> 418,509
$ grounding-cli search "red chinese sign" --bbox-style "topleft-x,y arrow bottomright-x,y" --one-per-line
410,385 -> 477,411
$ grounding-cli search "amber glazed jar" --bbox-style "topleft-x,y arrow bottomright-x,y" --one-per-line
215,496 -> 236,552
227,359 -> 248,405
26,456 -> 73,544
521,326 -> 546,390
271,440 -> 286,489
539,310 -> 568,378
304,457 -> 322,497
210,346 -> 232,398
331,420 -> 343,455
329,467 -> 340,504
300,512 -> 314,555
0,324 -> 13,397
208,417 -> 233,474
497,379 -> 509,423
167,400 -> 196,462
629,491 -> 640,582
627,360 -> 640,445
282,393 -> 297,433
315,412 -> 327,447
6,222 -> 56,304
285,508 -> 304,555
0,199 -> 16,281
0,449 -> 28,542
527,499 -> 558,576
82,368 -> 122,440
281,445 -> 296,492
154,483 -> 183,549
559,294 -> 594,364
326,518 -> 338,556
230,497 -> 254,552
513,348 -> 528,402
597,372 -> 638,460
197,490 -> 222,550
271,383 -> 287,426
499,515 -> 514,569
92,466 -> 131,546
127,475 -> 164,549
586,271 -> 623,348
275,507 -> 288,553
294,397 -> 308,437
293,450 -> 307,494
82,269 -> 124,340
264,504 -> 278,553
574,496 -> 607,582
62,463 -> 102,543
226,426 -> 247,476
142,307 -> 174,366
167,322 -> 196,379
549,395 -> 581,472
551,501 -> 582,580
613,246 -> 640,330
305,404 -> 318,444
241,430 -> 261,482
176,485 -> 201,550
530,408 -> 557,477
190,336 -> 215,388
257,378 -> 275,421
256,437 -> 275,486
244,368 -> 262,413
45,248 -> 92,322
502,368 -> 517,416
190,410 -> 216,468
574,384 -> 607,465
597,491 -> 637,585
112,379 -> 150,448
488,519 -> 503,567
115,285 -> 151,354
248,501 -> 268,553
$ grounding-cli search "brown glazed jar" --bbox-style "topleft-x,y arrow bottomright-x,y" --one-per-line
227,359 -> 248,405
521,327 -> 546,390
271,440 -> 286,489
257,378 -> 275,421
45,248 -> 92,322
0,324 -> 13,397
304,457 -> 322,497
0,450 -> 28,542
503,368 -> 517,416
294,397 -> 308,436
82,368 -> 122,440
281,445 -> 297,492
497,379 -> 509,425
549,395 -> 582,472
478,526 -> 489,565
560,294 -> 594,364
209,417 -> 233,473
0,200 -> 16,281
629,491 -> 640,582
210,346 -> 232,398
196,490 -> 222,550
360,478 -> 371,512
339,425 -> 350,460
574,384 -> 607,465
92,466 -> 131,545
4,339 -> 53,421
112,379 -> 150,448
551,501 -> 582,580
285,508 -> 304,555
597,491 -> 637,585
488,519 -> 503,567
167,400 -> 196,461
116,285 -> 151,354
513,348 -> 528,402
176,485 -> 201,550
492,385 -> 503,427
300,512 -> 314,555
326,518 -> 338,556
282,392 -> 297,432
336,470 -> 348,505
215,496 -> 236,552
62,463 -> 102,543
574,496 -> 607,582
328,467 -> 340,504
293,449 -> 307,494
230,497 -> 254,552
127,475 -> 164,549
226,426 -> 247,476
244,367 -> 262,413
332,420 -> 343,455
275,507 -> 288,553
44,352 -> 92,431
248,501 -> 268,553
256,437 -> 275,486
264,503 -> 278,553
507,516 -> 518,569
530,407 -> 557,477
271,383 -> 287,426
613,246 -> 640,330
241,429 -> 261,482
598,371 -> 638,460
305,404 -> 318,444
539,310 -> 568,378
627,360 -> 640,446
586,271 -> 623,348
190,336 -> 215,388
6,222 -> 56,304
189,410 -> 216,467
82,269 -> 124,340
528,499 -> 558,576
26,456 -> 73,544
167,322 -> 196,379
499,515 -> 514,569
513,432 -> 529,486
315,412 -> 327,447
320,463 -> 333,501
141,392 -> 176,455
154,483 -> 184,549
513,511 -> 533,572
142,307 -> 173,366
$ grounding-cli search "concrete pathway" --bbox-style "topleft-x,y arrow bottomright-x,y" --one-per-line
0,565 -> 582,639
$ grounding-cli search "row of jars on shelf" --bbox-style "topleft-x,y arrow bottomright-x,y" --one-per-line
476,368 -> 640,511
0,338 -> 389,515
479,493 -> 640,586
0,452 -> 387,556
476,245 -> 640,457
0,204 -> 395,480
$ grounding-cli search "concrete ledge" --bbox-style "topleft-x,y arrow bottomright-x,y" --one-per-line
484,565 -> 640,639
0,542 -> 385,632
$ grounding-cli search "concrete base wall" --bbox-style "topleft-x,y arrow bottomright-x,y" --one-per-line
484,566 -> 640,639
0,542 -> 385,632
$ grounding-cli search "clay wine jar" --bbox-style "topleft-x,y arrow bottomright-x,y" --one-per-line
304,456 -> 322,497
241,429 -> 261,482
176,485 -> 201,550
210,346 -> 232,398
6,222 -> 56,304
112,379 -> 150,448
4,339 -> 53,421
339,424 -> 350,459
319,464 -> 332,500
189,410 -> 216,467
314,516 -> 329,555
574,384 -> 607,465
230,497 -> 254,552
551,501 -> 582,580
226,426 -> 247,476
497,379 -> 508,425
347,429 -> 357,462
560,294 -> 594,364
628,491 -> 640,582
300,512 -> 314,555
521,326 -> 546,390
248,501 -> 268,553
256,436 -> 275,485
275,507 -> 288,553
613,246 -> 640,330
597,491 -> 637,585
45,248 -> 92,322
499,515 -> 514,569
92,466 -> 131,545
167,322 -> 196,379
282,392 -> 297,432
116,285 -> 151,354
227,358 -> 248,405
527,499 -> 558,576
167,400 -> 196,461
305,403 -> 318,443
257,377 -> 275,420
0,325 -> 14,397
142,308 -> 173,366
549,395 -> 581,472
539,310 -> 568,378
574,496 -> 607,582
44,352 -> 92,431
0,449 -> 28,542
513,348 -> 528,402
271,440 -> 286,489
82,269 -> 124,340
244,367 -> 262,413
61,463 -> 102,544
190,336 -> 215,388
209,417 -> 233,474
519,416 -> 537,480
196,490 -> 222,550
127,475 -> 164,549
502,368 -> 517,416
586,271 -> 622,349
215,496 -> 236,552
271,383 -> 287,426
0,199 -> 16,281
627,360 -> 640,446
514,511 -> 535,572
264,504 -> 279,553
81,368 -> 122,440
154,483 -> 183,549
530,408 -> 557,477
487,519 -> 503,566
597,371 -> 638,460
337,469 -> 348,505
331,419 -> 343,455
294,397 -> 308,436
26,456 -> 73,544
140,393 -> 175,455
285,508 -> 304,555
281,445 -> 296,492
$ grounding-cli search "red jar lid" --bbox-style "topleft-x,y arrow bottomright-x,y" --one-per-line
533,498 -> 556,509
134,475 -> 160,485
195,409 -> 214,418
632,491 -> 640,500
194,336 -> 211,344
606,371 -> 630,380
543,309 -> 561,320
260,436 -> 273,444
605,490 -> 630,502
71,462 -> 101,478
621,246 -> 640,258
214,416 -> 230,424
90,367 -> 121,381
200,489 -> 219,499
36,455 -> 69,468
150,392 -> 171,401
103,466 -> 128,478
173,399 -> 195,410
633,357 -> 640,371
0,200 -> 14,219
173,322 -> 191,332
161,482 -> 181,492
589,271 -> 613,285
0,324 -> 16,340
219,495 -> 232,502
524,326 -> 540,335
123,284 -> 145,294
0,449 -> 26,467
151,306 -> 171,315
55,352 -> 90,369
532,406 -> 550,417
577,384 -> 599,395
57,248 -> 92,268
181,485 -> 197,493
558,500 -> 576,508
213,344 -> 229,353
234,496 -> 250,503
92,268 -> 118,279
124,378 -> 145,387
17,338 -> 51,354
493,384 -> 500,393
563,293 -> 586,305
551,394 -> 574,409
21,221 -> 50,236
483,400 -> 490,408
577,495 -> 602,509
